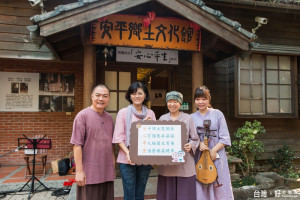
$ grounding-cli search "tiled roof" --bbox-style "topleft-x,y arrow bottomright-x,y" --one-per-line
30,0 -> 256,41
214,0 -> 300,8
188,0 -> 256,40
30,0 -> 99,23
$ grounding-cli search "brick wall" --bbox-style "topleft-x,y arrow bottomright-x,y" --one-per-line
0,59 -> 83,166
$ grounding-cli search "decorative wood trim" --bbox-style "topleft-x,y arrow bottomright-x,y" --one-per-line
0,49 -> 56,60
157,0 -> 250,50
44,39 -> 61,61
210,0 -> 300,12
39,0 -> 151,37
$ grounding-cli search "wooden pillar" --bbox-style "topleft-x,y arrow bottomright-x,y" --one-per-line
192,51 -> 203,112
81,25 -> 96,108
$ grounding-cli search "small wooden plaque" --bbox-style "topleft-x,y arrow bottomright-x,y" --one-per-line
129,120 -> 187,165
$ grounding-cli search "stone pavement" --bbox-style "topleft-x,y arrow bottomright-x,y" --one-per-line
0,177 -> 158,200
1,165 -> 299,200
0,165 -> 157,200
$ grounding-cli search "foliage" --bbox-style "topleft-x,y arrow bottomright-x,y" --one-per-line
268,144 -> 298,172
280,166 -> 300,179
228,120 -> 266,177
231,176 -> 257,188
268,145 -> 299,179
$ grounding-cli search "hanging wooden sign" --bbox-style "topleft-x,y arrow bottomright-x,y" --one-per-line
91,14 -> 200,51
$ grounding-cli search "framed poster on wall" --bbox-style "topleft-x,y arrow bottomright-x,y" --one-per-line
0,72 -> 39,112
150,89 -> 166,106
39,73 -> 75,112
0,72 -> 75,112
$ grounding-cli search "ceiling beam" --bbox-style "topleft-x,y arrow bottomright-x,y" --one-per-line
47,28 -> 79,43
202,35 -> 219,52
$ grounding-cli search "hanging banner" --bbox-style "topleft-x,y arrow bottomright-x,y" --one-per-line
91,14 -> 200,51
116,47 -> 178,65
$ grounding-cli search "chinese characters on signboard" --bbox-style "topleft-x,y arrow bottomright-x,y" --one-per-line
91,14 -> 200,51
137,124 -> 182,156
129,120 -> 187,165
116,47 -> 178,65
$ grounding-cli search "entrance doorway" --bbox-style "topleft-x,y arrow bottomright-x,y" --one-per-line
137,68 -> 173,119
104,69 -> 136,121
98,62 -> 176,120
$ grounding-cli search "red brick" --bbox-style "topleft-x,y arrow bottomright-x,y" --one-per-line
0,59 -> 83,165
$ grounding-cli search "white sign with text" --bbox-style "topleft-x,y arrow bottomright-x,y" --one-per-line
116,47 -> 178,65
137,124 -> 182,156
0,72 -> 39,112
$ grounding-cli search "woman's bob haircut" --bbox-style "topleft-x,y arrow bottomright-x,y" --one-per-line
125,82 -> 150,104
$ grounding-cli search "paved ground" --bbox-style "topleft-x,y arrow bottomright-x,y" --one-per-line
1,165 -> 299,200
0,165 -> 157,200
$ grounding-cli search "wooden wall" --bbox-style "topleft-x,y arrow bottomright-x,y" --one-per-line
0,0 -> 55,60
202,57 -> 300,167
208,3 -> 300,46
203,58 -> 233,116
200,3 -> 300,166
177,51 -> 193,113
298,57 -> 300,114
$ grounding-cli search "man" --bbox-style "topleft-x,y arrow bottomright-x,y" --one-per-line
70,84 -> 115,200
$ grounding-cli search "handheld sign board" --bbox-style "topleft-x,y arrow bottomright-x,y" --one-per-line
129,120 -> 187,165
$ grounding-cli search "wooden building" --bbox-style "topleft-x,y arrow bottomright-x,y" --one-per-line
0,0 -> 299,167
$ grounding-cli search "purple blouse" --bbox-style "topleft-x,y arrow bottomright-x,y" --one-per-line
191,108 -> 234,200
112,107 -> 156,164
158,112 -> 200,177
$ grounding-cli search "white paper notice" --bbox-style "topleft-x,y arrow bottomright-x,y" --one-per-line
0,72 -> 39,112
137,124 -> 182,156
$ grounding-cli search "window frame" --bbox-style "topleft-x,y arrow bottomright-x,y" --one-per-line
235,53 -> 298,118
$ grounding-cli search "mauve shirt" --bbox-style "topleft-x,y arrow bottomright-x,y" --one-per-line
112,107 -> 156,164
158,112 -> 200,177
191,108 -> 234,200
70,107 -> 115,185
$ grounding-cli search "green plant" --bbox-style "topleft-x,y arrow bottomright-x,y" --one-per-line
228,120 -> 266,177
280,166 -> 300,179
268,145 -> 299,174
231,176 -> 257,188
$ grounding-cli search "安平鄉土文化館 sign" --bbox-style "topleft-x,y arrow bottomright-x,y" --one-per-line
91,14 -> 200,51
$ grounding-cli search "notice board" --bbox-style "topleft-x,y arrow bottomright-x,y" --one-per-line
129,120 -> 187,165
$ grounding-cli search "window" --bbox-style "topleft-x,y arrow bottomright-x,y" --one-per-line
105,71 -> 132,121
238,54 -> 296,117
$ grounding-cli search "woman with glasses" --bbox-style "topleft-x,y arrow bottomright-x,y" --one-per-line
112,82 -> 156,200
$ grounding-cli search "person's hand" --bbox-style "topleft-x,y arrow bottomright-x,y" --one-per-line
126,152 -> 135,165
209,149 -> 217,161
143,116 -> 152,121
199,142 -> 209,151
75,170 -> 86,186
184,143 -> 192,152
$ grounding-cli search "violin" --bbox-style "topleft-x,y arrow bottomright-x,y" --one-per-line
196,120 -> 219,185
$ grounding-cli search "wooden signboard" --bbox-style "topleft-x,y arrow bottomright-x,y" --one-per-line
129,120 -> 188,165
91,14 -> 200,51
